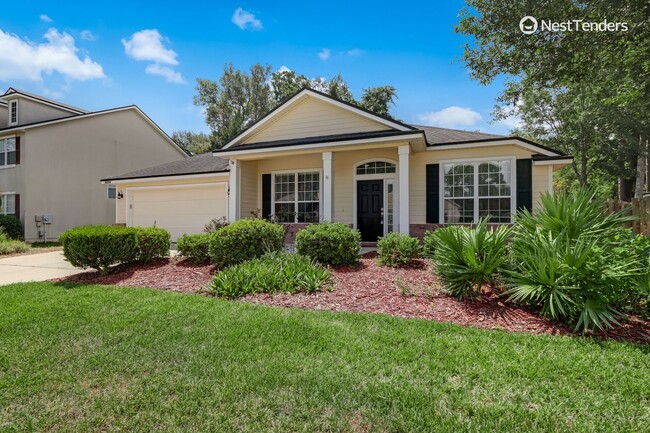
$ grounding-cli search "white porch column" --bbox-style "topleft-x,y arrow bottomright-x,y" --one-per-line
228,159 -> 241,222
322,152 -> 333,222
398,145 -> 410,235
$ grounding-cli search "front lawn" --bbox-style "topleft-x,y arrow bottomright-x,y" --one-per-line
1,283 -> 648,432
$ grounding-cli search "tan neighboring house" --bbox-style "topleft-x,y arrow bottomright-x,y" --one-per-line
0,88 -> 188,241
103,89 -> 572,242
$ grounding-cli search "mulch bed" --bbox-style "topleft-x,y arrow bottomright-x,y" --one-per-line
53,254 -> 650,344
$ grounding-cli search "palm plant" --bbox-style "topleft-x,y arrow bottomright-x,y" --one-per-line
432,219 -> 512,300
506,189 -> 644,332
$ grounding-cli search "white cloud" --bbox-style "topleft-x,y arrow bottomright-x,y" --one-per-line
495,114 -> 521,130
232,8 -> 263,30
318,48 -> 331,61
276,65 -> 291,73
0,28 -> 105,82
80,30 -> 96,41
418,106 -> 483,128
347,48 -> 364,56
122,29 -> 178,65
145,64 -> 186,84
39,14 -> 53,23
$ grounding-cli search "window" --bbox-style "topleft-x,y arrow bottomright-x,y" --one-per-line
0,137 -> 16,167
386,182 -> 394,233
356,161 -> 396,175
8,100 -> 17,126
443,159 -> 513,224
273,171 -> 320,223
107,184 -> 117,199
0,193 -> 15,216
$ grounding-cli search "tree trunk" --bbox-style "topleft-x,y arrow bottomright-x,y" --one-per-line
634,134 -> 647,199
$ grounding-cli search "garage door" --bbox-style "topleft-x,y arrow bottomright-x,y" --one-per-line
129,184 -> 227,241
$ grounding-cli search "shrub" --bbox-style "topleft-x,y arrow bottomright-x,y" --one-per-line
295,222 -> 360,266
422,230 -> 437,258
0,215 -> 24,240
431,219 -> 512,300
210,252 -> 332,298
377,232 -> 420,267
60,226 -> 138,274
0,240 -> 31,255
135,227 -> 170,262
204,217 -> 229,233
506,189 -> 643,332
209,219 -> 284,268
177,233 -> 211,263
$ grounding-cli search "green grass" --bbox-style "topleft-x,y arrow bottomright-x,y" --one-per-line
0,283 -> 648,432
29,241 -> 62,248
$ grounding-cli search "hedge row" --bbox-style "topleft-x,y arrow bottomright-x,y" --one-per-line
60,225 -> 170,274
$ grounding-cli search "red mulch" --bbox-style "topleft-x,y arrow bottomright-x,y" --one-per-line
53,254 -> 650,344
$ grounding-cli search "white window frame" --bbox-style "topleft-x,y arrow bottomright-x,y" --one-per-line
353,158 -> 399,235
0,192 -> 16,216
271,169 -> 323,224
439,156 -> 516,224
8,100 -> 17,126
107,184 -> 117,199
0,136 -> 17,169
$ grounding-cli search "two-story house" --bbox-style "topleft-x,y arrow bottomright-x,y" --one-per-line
0,88 -> 187,241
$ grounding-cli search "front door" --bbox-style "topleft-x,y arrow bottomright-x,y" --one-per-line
357,180 -> 383,242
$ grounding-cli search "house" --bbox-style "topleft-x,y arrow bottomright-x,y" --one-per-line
103,89 -> 572,242
0,88 -> 188,241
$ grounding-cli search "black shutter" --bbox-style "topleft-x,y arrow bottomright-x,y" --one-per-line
14,194 -> 20,220
426,164 -> 440,223
262,173 -> 272,219
516,159 -> 533,212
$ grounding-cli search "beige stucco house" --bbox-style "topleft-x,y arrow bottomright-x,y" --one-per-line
0,88 -> 187,241
103,89 -> 572,242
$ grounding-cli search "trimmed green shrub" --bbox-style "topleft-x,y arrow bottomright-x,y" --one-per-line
60,226 -> 138,274
431,219 -> 512,300
209,219 -> 284,268
0,215 -> 24,240
177,233 -> 211,263
135,227 -> 170,262
210,252 -> 332,298
506,190 -> 646,332
295,222 -> 360,266
377,233 -> 420,267
60,225 -> 169,273
422,230 -> 437,258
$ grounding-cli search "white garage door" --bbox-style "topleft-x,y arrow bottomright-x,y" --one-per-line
129,184 -> 227,241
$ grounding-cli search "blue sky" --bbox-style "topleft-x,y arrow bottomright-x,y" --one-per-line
0,1 -> 517,136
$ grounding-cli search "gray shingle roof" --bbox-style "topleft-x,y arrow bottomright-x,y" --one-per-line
411,124 -> 504,145
101,153 -> 229,181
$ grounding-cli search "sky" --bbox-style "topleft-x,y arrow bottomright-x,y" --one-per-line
0,1 -> 517,136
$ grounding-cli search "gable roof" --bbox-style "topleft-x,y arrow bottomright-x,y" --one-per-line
412,124 -> 503,145
101,153 -> 229,182
222,88 -> 417,149
1,87 -> 88,114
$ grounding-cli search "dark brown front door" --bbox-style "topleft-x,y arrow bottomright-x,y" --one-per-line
357,180 -> 383,242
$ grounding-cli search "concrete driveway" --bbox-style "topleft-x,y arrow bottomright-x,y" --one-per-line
0,251 -> 85,285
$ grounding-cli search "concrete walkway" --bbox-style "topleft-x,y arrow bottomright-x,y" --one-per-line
0,251 -> 84,285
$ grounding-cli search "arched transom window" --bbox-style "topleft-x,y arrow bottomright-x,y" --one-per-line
356,161 -> 396,175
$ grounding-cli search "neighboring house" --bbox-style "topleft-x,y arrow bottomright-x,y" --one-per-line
103,89 -> 572,242
0,88 -> 188,241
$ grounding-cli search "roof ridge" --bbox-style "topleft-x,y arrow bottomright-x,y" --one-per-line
409,123 -> 504,136
2,87 -> 89,114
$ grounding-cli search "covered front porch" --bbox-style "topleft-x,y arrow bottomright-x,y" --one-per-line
225,142 -> 414,242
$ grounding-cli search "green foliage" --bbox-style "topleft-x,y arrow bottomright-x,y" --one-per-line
422,230 -> 438,258
359,86 -> 397,118
170,130 -> 213,154
0,215 -> 24,240
506,190 -> 646,331
60,226 -> 169,274
134,227 -> 170,263
377,233 -> 420,267
295,222 -> 360,266
210,252 -> 332,298
177,233 -> 211,263
203,216 -> 229,233
431,220 -> 512,300
60,226 -> 139,274
0,236 -> 31,255
208,219 -> 284,268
